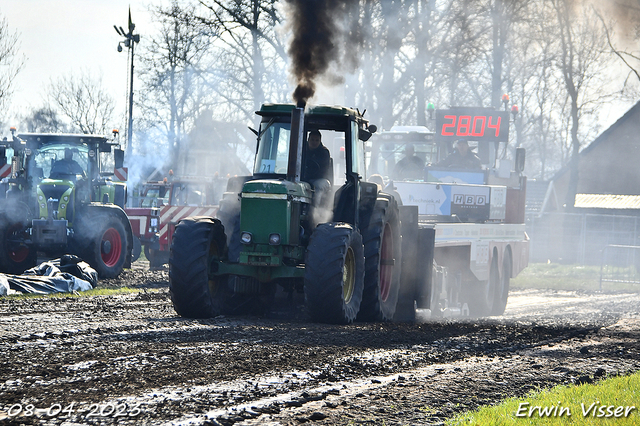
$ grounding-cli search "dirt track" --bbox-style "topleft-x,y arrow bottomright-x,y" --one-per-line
1,264 -> 639,425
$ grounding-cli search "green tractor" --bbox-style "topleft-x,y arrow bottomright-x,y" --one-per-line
0,131 -> 133,278
170,104 -> 404,324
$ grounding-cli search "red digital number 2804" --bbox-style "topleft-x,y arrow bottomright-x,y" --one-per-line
441,115 -> 502,138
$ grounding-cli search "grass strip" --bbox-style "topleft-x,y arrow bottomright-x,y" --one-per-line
511,263 -> 640,292
1,286 -> 158,300
449,372 -> 640,425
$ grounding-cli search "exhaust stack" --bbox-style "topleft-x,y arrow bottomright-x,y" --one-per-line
287,105 -> 305,182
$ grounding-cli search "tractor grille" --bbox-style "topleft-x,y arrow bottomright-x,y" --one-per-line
41,184 -> 69,201
40,184 -> 73,221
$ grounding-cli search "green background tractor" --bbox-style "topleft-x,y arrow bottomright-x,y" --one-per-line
0,132 -> 132,278
170,104 -> 403,324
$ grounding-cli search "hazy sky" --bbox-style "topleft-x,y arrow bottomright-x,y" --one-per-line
1,0 -> 156,128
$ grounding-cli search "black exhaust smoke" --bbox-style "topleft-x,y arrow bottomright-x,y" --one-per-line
285,0 -> 360,106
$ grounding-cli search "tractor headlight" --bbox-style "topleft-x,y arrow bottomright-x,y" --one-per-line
40,203 -> 45,209
240,232 -> 253,244
268,233 -> 281,245
38,195 -> 43,201
63,196 -> 69,202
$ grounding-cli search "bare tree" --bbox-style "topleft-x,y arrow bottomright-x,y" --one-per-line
502,0 -> 562,178
595,1 -> 640,84
550,0 -> 614,208
21,106 -> 68,133
47,71 -> 116,134
0,13 -> 24,122
137,1 -> 214,161
195,0 -> 288,120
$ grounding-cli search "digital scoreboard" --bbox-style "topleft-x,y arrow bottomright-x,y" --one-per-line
435,108 -> 509,143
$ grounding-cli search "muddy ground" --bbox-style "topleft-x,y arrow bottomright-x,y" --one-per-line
0,263 -> 639,425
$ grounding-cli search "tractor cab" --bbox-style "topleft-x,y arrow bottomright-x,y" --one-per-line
17,133 -> 127,221
138,182 -> 171,207
245,104 -> 376,229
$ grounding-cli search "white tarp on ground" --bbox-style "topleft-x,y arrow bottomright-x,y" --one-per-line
0,255 -> 98,296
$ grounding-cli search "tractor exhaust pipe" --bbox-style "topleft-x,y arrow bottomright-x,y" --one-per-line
286,103 -> 305,182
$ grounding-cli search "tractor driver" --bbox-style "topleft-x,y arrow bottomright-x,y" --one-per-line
50,148 -> 86,180
303,130 -> 332,206
393,144 -> 424,180
437,140 -> 482,169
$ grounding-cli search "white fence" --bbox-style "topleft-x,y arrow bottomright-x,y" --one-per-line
599,244 -> 640,289
526,212 -> 640,265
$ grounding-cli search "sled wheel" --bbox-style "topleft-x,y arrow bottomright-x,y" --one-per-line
0,218 -> 37,274
169,217 -> 229,318
305,223 -> 364,324
358,197 -> 402,321
145,246 -> 169,268
471,253 -> 500,317
89,216 -> 128,278
491,250 -> 511,315
131,237 -> 142,262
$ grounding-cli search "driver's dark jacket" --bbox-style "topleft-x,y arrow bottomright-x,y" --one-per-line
49,159 -> 85,178
437,151 -> 482,169
303,143 -> 332,181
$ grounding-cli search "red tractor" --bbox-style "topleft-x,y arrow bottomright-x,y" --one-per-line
126,177 -> 221,267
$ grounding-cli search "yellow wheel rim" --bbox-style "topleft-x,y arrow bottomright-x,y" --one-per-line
343,246 -> 356,303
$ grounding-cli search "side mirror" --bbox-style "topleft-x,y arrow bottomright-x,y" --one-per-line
515,147 -> 526,173
358,128 -> 373,142
368,124 -> 377,134
114,148 -> 125,169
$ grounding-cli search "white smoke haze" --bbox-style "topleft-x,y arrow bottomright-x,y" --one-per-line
124,127 -> 172,188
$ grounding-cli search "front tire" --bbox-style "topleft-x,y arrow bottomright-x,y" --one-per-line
169,217 -> 229,318
0,216 -> 37,275
358,197 -> 402,321
88,215 -> 128,278
305,223 -> 364,324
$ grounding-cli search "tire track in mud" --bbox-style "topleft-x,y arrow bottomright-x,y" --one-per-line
0,275 -> 639,425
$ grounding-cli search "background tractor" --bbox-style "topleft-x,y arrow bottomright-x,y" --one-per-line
0,130 -> 133,278
126,176 -> 220,267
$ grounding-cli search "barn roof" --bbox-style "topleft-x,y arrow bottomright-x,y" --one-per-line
575,193 -> 640,210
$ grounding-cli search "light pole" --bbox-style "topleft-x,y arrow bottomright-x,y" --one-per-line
114,9 -> 140,154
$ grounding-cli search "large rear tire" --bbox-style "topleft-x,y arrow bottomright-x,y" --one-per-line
305,223 -> 364,324
0,216 -> 37,275
87,215 -> 128,278
169,217 -> 229,318
358,197 -> 402,321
